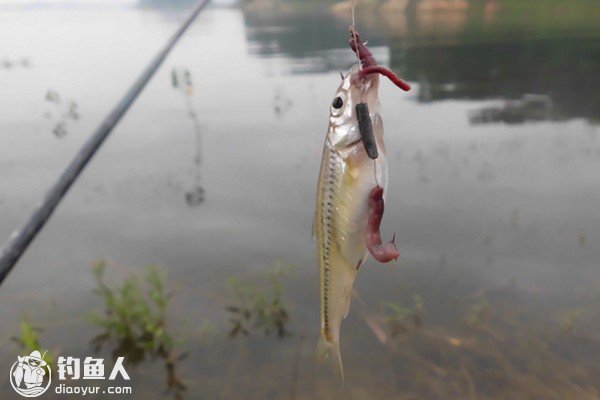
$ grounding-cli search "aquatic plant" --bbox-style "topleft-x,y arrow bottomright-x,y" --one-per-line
91,261 -> 186,399
559,309 -> 584,334
171,67 -> 205,206
383,295 -> 424,337
44,89 -> 80,139
350,277 -> 599,400
465,296 -> 490,329
11,319 -> 55,367
91,262 -> 173,354
226,263 -> 291,338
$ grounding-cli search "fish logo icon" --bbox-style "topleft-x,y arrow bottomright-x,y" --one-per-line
9,350 -> 52,397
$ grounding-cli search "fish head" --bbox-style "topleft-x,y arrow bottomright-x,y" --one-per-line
328,64 -> 381,153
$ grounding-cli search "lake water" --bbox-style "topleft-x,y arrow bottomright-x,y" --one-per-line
0,1 -> 599,398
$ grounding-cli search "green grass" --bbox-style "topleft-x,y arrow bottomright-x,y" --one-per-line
90,261 -> 186,399
226,262 -> 292,339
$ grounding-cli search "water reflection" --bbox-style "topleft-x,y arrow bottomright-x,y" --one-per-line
469,94 -> 555,125
396,38 -> 600,122
242,6 -> 600,123
244,12 -> 391,74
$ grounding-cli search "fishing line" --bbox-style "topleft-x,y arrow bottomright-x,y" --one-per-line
351,0 -> 361,67
349,0 -> 380,184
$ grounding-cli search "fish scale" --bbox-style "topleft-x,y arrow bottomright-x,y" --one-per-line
317,141 -> 344,341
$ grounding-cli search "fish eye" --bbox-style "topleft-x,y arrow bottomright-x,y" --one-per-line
332,96 -> 343,109
330,93 -> 346,117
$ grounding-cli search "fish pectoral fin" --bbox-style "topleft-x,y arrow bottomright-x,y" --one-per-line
342,295 -> 352,320
355,256 -> 366,271
342,282 -> 354,319
316,336 -> 344,387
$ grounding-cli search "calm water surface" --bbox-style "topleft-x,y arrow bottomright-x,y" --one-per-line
0,2 -> 598,398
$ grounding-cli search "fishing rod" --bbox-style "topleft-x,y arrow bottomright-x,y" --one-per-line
0,0 -> 211,286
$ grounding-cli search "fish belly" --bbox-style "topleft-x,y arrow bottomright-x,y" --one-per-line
315,139 -> 384,381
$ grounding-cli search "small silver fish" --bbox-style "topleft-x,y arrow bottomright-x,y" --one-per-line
315,28 -> 410,383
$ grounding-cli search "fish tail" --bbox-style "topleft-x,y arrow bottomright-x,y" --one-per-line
315,335 -> 344,387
